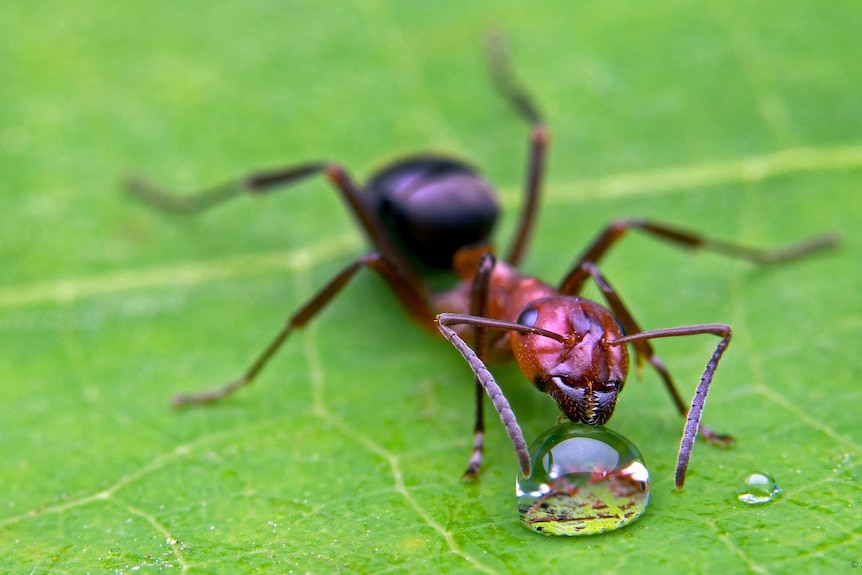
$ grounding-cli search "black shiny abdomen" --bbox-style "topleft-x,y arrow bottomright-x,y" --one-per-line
365,156 -> 500,269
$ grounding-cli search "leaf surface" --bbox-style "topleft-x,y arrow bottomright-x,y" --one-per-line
1,1 -> 859,573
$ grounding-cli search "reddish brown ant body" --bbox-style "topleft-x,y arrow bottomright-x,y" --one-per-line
127,40 -> 837,489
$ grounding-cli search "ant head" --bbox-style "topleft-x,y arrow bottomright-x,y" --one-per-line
511,297 -> 630,426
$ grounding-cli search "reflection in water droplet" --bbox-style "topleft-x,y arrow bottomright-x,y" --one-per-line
516,422 -> 650,536
738,471 -> 780,504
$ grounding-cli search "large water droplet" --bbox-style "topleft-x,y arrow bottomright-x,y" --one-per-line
516,422 -> 650,536
737,471 -> 779,504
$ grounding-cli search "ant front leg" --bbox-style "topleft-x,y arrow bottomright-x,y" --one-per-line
173,251 -> 434,406
437,312 -> 576,477
560,218 -> 839,295
564,261 -> 733,444
608,324 -> 732,489
463,252 -> 496,480
563,261 -> 732,487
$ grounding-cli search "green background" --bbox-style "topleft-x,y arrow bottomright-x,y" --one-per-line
1,1 -> 859,573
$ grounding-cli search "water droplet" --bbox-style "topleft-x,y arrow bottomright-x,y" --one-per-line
737,471 -> 779,504
516,422 -> 650,536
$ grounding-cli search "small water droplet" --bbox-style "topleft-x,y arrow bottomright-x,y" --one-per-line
737,471 -> 780,504
516,422 -> 650,536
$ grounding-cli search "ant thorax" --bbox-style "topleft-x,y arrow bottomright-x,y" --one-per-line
432,257 -> 557,361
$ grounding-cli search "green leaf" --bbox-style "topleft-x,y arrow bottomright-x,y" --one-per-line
1,1 -> 859,573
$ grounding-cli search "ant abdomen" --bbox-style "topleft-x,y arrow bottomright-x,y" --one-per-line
365,156 -> 500,269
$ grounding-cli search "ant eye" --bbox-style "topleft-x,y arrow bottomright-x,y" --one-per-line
517,307 -> 539,328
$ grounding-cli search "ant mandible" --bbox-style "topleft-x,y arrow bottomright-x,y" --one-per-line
126,39 -> 838,489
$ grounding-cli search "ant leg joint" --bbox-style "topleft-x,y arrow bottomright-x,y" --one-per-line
531,124 -> 550,144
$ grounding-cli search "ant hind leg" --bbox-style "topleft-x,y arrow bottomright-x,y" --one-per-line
173,251 -> 434,406
484,30 -> 549,267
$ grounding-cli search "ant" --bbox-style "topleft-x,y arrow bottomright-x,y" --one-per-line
126,39 -> 838,489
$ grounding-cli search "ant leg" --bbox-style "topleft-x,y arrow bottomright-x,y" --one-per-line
126,163 -> 422,292
463,252 -> 496,480
559,218 -> 840,294
486,31 -> 544,127
437,315 -> 536,477
506,126 -> 549,266
125,163 -> 326,214
174,252 -> 434,406
572,262 -> 733,447
439,295 -> 730,489
485,31 -> 548,266
607,324 -> 732,489
436,312 -> 572,476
